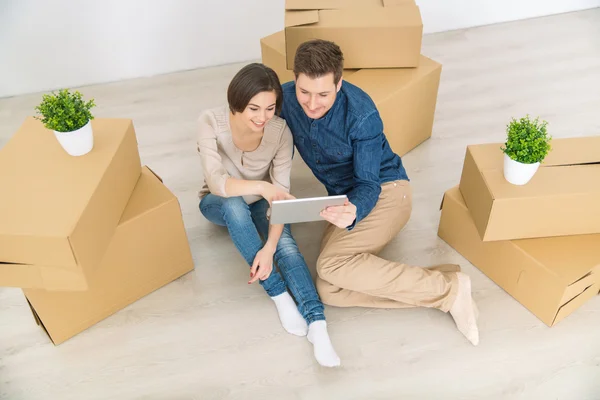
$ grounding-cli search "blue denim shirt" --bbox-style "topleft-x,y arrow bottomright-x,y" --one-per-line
280,80 -> 409,229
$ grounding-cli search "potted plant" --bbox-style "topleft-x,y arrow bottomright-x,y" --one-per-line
34,89 -> 96,156
500,115 -> 552,185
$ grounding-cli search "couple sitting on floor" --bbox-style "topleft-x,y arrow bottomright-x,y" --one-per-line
196,39 -> 479,368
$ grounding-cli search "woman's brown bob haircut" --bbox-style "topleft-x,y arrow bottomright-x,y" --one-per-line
227,63 -> 283,115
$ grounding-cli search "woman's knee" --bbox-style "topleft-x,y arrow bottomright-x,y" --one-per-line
275,237 -> 301,261
220,196 -> 251,223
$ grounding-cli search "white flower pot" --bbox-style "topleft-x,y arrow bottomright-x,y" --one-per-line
53,120 -> 94,156
503,153 -> 540,185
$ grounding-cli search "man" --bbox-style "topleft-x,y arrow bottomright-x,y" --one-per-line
279,39 -> 479,346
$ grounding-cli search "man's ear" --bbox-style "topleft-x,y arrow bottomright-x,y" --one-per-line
336,78 -> 342,92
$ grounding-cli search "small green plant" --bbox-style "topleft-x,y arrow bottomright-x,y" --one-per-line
34,89 -> 96,132
501,115 -> 552,164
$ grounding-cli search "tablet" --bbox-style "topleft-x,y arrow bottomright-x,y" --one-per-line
269,195 -> 348,224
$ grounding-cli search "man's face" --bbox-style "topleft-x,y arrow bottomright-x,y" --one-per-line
294,72 -> 342,120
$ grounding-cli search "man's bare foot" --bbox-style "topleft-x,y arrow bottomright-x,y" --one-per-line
449,272 -> 479,346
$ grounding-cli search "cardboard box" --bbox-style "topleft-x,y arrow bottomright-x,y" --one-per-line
23,167 -> 194,345
459,136 -> 600,241
0,117 -> 142,290
438,186 -> 600,327
261,30 -> 441,157
284,0 -> 422,69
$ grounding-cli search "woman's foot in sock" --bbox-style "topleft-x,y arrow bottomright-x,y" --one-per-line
307,320 -> 341,367
271,292 -> 308,336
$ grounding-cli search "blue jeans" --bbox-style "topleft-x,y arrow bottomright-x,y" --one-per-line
199,194 -> 325,325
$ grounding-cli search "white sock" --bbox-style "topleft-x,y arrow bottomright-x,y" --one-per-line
307,320 -> 341,367
271,292 -> 308,336
449,273 -> 480,346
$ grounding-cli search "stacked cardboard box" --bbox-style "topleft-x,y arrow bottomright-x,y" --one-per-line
0,117 -> 194,344
438,137 -> 600,327
260,0 -> 441,157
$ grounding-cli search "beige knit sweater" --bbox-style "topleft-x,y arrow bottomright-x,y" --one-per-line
196,105 -> 294,204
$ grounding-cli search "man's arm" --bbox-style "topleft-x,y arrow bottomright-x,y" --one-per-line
344,112 -> 384,229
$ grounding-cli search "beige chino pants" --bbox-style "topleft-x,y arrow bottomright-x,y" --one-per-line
315,180 -> 459,312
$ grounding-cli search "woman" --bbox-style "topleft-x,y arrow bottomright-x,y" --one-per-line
197,63 -> 340,367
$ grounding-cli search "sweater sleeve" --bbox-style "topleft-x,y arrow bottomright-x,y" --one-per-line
269,121 -> 293,193
196,111 -> 230,197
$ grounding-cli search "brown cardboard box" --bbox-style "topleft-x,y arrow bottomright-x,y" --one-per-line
23,167 -> 194,345
459,136 -> 600,242
284,0 -> 422,69
0,117 -> 142,290
438,186 -> 600,327
261,31 -> 441,157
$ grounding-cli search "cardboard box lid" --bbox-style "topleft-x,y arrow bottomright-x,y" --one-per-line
345,56 -> 441,103
285,0 -> 419,28
471,136 -> 600,199
0,117 -> 140,268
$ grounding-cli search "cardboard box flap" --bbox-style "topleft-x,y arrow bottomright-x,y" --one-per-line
542,136 -> 600,166
559,273 -> 596,306
285,10 -> 319,27
262,31 -> 287,56
0,261 -> 89,290
553,283 -> 599,326
319,7 -> 420,27
286,0 -> 383,10
383,0 -> 416,5
120,167 -> 175,224
143,165 -> 163,182
346,56 -> 440,103
515,235 -> 600,285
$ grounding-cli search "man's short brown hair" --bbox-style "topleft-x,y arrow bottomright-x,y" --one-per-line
293,39 -> 344,85
227,63 -> 283,115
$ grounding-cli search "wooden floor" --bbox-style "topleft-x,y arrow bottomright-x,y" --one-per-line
2,9 -> 600,400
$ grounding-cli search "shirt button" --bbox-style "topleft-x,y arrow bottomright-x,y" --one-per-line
312,143 -> 316,148
316,160 -> 320,164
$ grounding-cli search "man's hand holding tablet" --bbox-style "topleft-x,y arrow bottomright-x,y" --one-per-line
269,194 -> 350,226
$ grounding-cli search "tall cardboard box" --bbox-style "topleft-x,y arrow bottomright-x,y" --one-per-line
260,31 -> 441,157
284,0 -> 422,69
438,186 -> 600,327
0,117 -> 142,291
459,136 -> 600,241
24,167 -> 195,345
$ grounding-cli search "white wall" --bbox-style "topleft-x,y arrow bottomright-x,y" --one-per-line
1,0 -> 599,98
